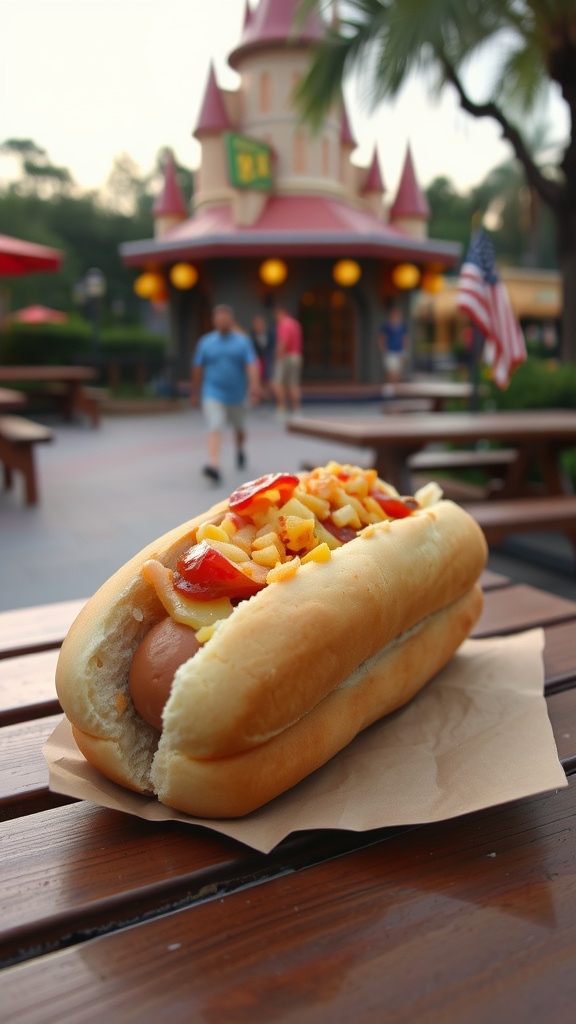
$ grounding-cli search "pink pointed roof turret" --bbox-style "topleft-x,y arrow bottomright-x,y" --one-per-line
193,62 -> 232,137
340,101 -> 356,148
229,0 -> 324,68
152,151 -> 187,218
363,149 -> 385,194
389,144 -> 430,220
242,0 -> 253,30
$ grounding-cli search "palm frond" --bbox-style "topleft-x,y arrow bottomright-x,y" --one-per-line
494,40 -> 549,113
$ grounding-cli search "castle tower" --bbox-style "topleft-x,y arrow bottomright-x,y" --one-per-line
362,149 -> 386,220
227,0 -> 344,198
193,62 -> 234,209
152,151 -> 187,237
339,99 -> 357,193
389,144 -> 430,239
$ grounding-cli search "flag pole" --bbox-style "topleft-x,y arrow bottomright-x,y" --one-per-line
470,326 -> 483,412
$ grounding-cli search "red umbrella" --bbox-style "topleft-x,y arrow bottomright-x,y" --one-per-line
6,304 -> 68,324
0,234 -> 63,275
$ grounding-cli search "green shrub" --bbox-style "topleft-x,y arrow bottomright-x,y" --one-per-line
0,319 -> 91,365
99,326 -> 167,359
484,357 -> 576,411
483,357 -> 576,488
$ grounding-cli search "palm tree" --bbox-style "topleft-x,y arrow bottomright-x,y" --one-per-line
296,0 -> 576,361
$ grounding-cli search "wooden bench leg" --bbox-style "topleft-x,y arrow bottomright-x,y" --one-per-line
19,448 -> 38,505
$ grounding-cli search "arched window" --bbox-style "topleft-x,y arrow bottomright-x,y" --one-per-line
259,71 -> 271,113
294,132 -> 306,174
321,138 -> 330,177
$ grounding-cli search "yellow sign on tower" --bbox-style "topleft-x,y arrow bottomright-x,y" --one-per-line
225,133 -> 274,191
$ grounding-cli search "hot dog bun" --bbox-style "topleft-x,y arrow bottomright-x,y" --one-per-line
56,490 -> 487,817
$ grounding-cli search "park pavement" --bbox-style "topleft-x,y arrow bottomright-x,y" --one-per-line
1,401 -> 575,612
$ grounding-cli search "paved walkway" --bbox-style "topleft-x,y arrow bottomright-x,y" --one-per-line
1,404 -> 575,611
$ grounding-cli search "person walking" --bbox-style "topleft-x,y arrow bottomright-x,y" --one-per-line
378,305 -> 410,387
250,314 -> 275,400
272,305 -> 303,416
190,304 -> 260,483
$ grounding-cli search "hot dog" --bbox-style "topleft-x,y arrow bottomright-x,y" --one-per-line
55,462 -> 487,818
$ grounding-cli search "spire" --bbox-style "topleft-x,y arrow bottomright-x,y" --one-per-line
229,0 -> 325,68
193,62 -> 232,137
152,151 -> 187,218
389,144 -> 430,220
363,149 -> 385,194
340,101 -> 356,148
242,0 -> 252,30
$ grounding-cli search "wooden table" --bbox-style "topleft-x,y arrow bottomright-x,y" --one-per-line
2,574 -> 576,1020
382,379 -> 474,411
288,409 -> 576,496
0,366 -> 98,423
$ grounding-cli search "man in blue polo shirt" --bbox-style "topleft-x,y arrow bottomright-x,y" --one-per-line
191,304 -> 260,483
378,304 -> 409,385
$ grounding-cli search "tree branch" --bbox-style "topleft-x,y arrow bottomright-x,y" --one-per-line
440,56 -> 563,211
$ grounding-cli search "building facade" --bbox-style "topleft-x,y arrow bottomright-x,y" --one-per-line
121,0 -> 460,384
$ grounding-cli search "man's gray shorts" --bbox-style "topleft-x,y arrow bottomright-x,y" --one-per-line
202,398 -> 246,432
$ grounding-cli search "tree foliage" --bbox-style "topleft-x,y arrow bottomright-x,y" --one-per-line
297,0 -> 576,359
0,141 -> 193,323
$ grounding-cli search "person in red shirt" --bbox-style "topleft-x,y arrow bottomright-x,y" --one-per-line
272,306 -> 303,415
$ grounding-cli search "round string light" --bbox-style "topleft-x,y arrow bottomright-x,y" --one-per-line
391,263 -> 421,290
421,271 -> 445,294
259,259 -> 288,286
170,262 -> 199,289
134,271 -> 165,299
332,259 -> 361,287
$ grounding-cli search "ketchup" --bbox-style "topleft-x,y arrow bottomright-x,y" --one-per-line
173,541 -> 265,601
371,494 -> 420,519
229,473 -> 299,512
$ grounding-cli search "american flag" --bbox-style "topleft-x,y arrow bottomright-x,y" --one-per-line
456,229 -> 526,389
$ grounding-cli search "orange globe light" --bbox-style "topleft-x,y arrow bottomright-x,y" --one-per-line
332,259 -> 361,287
421,271 -> 445,294
259,258 -> 288,286
392,263 -> 421,290
134,271 -> 165,299
152,282 -> 170,305
170,262 -> 198,290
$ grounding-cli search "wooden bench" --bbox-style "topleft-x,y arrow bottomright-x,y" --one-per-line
74,385 -> 109,427
409,448 -> 519,501
463,495 -> 576,553
409,447 -> 517,475
39,383 -> 108,427
381,398 -> 435,414
0,415 -> 53,505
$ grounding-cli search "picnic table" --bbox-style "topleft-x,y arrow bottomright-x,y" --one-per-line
0,365 -> 100,425
1,573 -> 576,1020
287,409 -> 576,497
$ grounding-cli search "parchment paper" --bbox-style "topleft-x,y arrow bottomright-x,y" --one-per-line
43,628 -> 567,854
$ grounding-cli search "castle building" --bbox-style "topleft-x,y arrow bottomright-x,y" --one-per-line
121,0 -> 460,383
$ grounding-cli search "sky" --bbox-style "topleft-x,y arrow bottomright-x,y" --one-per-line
0,0 -> 570,198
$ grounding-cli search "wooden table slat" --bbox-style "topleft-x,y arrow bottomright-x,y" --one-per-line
0,599 -> 85,659
0,715 -> 62,807
0,649 -> 61,725
473,584 -> 576,638
3,778 -> 576,1023
0,799 -> 416,969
